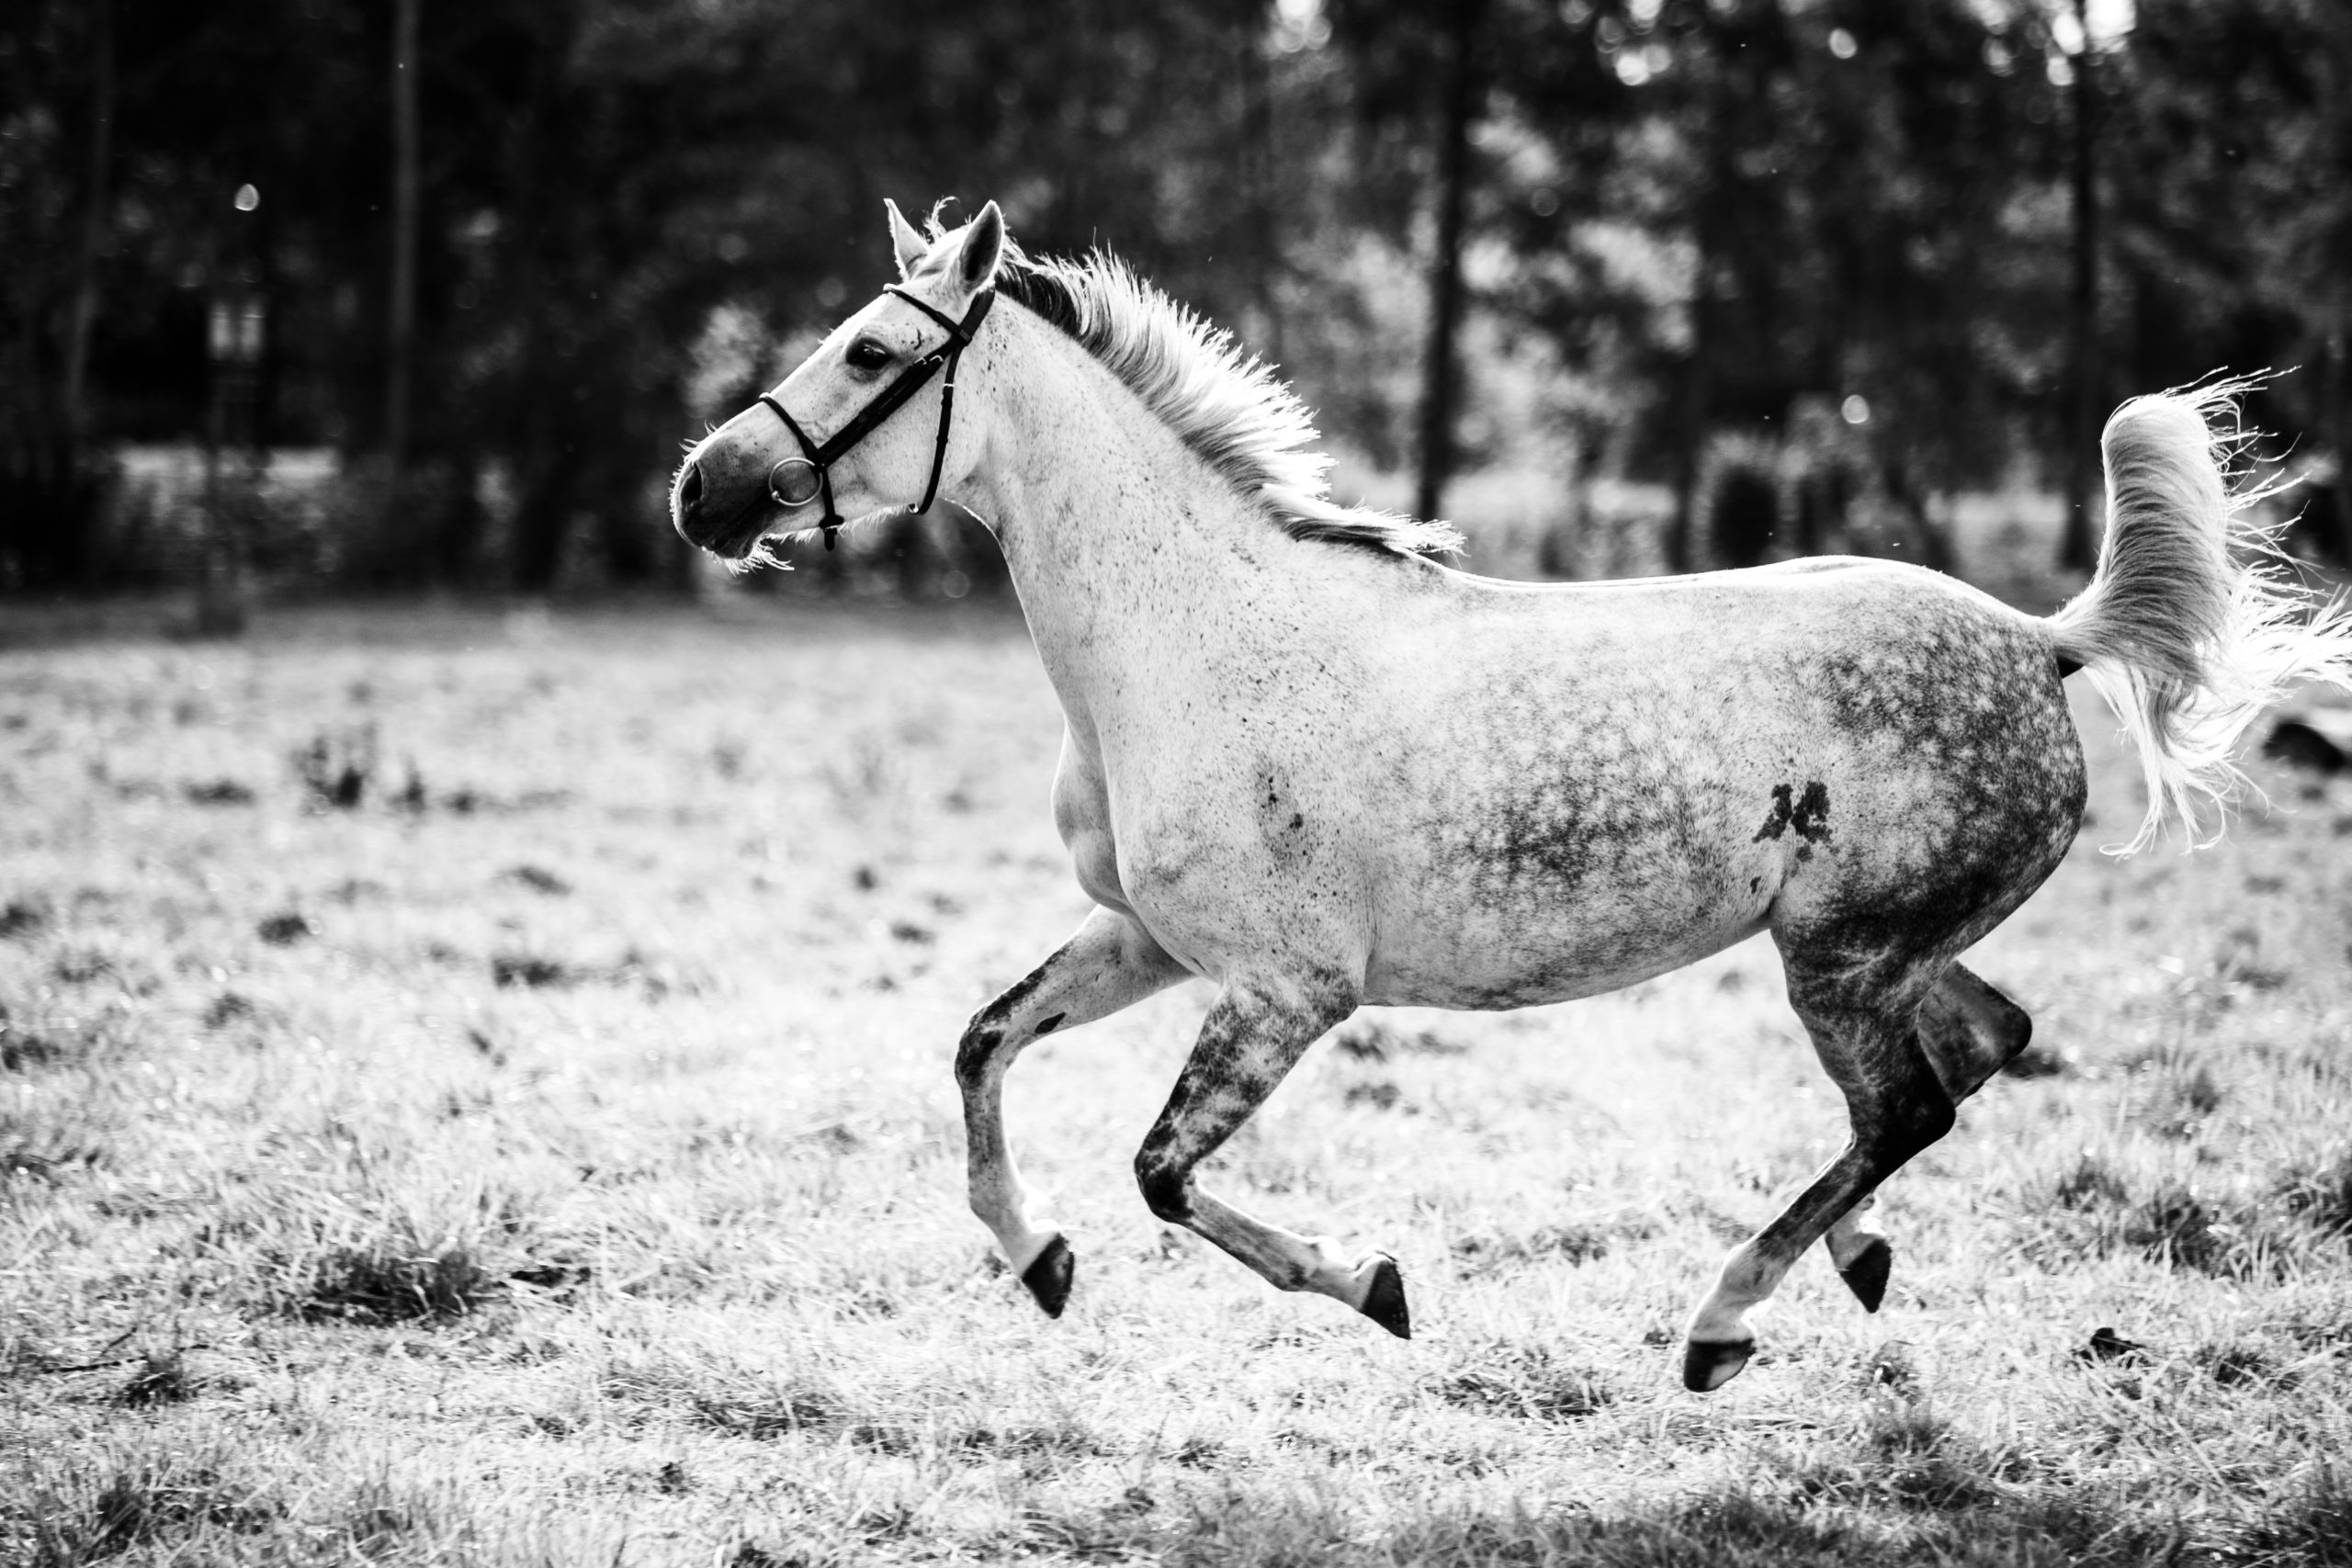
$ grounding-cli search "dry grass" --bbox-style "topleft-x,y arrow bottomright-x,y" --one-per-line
3,594 -> 2351,1564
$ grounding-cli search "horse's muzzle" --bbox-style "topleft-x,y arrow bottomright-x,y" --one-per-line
671,452 -> 770,557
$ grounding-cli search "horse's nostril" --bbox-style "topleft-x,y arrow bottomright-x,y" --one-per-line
677,462 -> 705,515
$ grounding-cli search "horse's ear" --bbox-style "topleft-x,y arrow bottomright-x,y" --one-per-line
885,198 -> 929,279
956,200 -> 1005,293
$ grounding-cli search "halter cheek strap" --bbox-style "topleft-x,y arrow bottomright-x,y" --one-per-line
756,285 -> 997,551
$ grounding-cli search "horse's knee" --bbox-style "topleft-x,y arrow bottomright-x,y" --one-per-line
954,1019 -> 1005,1093
1134,1145 -> 1192,1223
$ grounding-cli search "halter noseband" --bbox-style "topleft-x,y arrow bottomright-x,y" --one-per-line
756,285 -> 996,550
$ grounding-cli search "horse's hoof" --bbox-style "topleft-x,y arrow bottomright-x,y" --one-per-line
1020,1235 -> 1075,1319
1681,1337 -> 1755,1393
1357,1254 -> 1411,1338
1838,1236 -> 1892,1314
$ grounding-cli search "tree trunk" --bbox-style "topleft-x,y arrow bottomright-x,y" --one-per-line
1057,0 -> 1098,245
1668,319 -> 1707,573
2329,315 -> 2352,569
2324,20 -> 2352,570
2059,1 -> 2099,572
62,0 -> 114,446
1668,49 -> 1737,579
1237,0 -> 1283,363
1670,175 -> 1721,576
386,0 -> 421,474
503,11 -> 564,591
1414,0 -> 1481,525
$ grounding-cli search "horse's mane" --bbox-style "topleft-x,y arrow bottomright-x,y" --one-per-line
918,221 -> 1462,559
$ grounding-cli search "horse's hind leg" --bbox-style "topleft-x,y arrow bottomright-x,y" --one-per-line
1131,971 -> 1410,1334
1819,961 -> 2031,1311
1914,961 -> 2034,1101
1820,1195 -> 1894,1313
958,907 -> 1190,1317
1683,960 -> 1957,1393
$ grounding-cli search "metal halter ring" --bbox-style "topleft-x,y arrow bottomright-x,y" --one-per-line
768,457 -> 824,510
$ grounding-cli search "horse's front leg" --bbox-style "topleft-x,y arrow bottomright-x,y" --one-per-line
1131,970 -> 1410,1336
959,907 -> 1190,1317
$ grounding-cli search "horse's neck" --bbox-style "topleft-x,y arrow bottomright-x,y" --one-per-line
967,310 -> 1300,731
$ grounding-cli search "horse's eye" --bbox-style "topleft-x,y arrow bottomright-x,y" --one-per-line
846,339 -> 892,372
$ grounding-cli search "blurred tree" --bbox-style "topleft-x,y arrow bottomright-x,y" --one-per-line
2109,0 -> 2352,561
1475,0 -> 2065,567
1414,0 -> 1484,524
60,0 -> 112,455
1,1 -> 113,586
2060,0 -> 2102,571
385,0 -> 419,479
7,0 -> 2350,594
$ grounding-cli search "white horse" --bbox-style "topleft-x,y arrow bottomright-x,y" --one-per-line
671,201 -> 2352,1391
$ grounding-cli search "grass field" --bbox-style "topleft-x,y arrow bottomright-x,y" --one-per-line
4,592 -> 2351,1566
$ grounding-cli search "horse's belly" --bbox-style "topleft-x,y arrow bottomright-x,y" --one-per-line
1361,878 -> 1770,1009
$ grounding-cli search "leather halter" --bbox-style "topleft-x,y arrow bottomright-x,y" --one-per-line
756,285 -> 996,550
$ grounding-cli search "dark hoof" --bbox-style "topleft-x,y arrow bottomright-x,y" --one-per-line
1020,1235 -> 1074,1319
1358,1255 -> 1411,1338
1682,1337 -> 1755,1393
1838,1236 -> 1893,1314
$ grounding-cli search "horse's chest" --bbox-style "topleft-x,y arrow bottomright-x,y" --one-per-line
1050,750 -> 1132,914
1067,827 -> 1127,913
1051,733 -> 1340,964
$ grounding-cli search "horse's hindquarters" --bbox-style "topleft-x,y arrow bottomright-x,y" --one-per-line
1759,606 -> 2086,990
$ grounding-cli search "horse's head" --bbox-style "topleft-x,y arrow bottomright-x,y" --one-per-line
671,200 -> 1008,562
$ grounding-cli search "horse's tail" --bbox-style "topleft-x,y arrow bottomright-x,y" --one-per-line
2045,380 -> 2352,852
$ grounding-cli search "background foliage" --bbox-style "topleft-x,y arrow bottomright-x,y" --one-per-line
6,0 -> 2351,591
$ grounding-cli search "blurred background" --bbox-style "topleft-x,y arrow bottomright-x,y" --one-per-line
5,0 -> 2350,612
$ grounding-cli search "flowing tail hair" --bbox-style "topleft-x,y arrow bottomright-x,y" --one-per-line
2047,379 -> 2352,852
